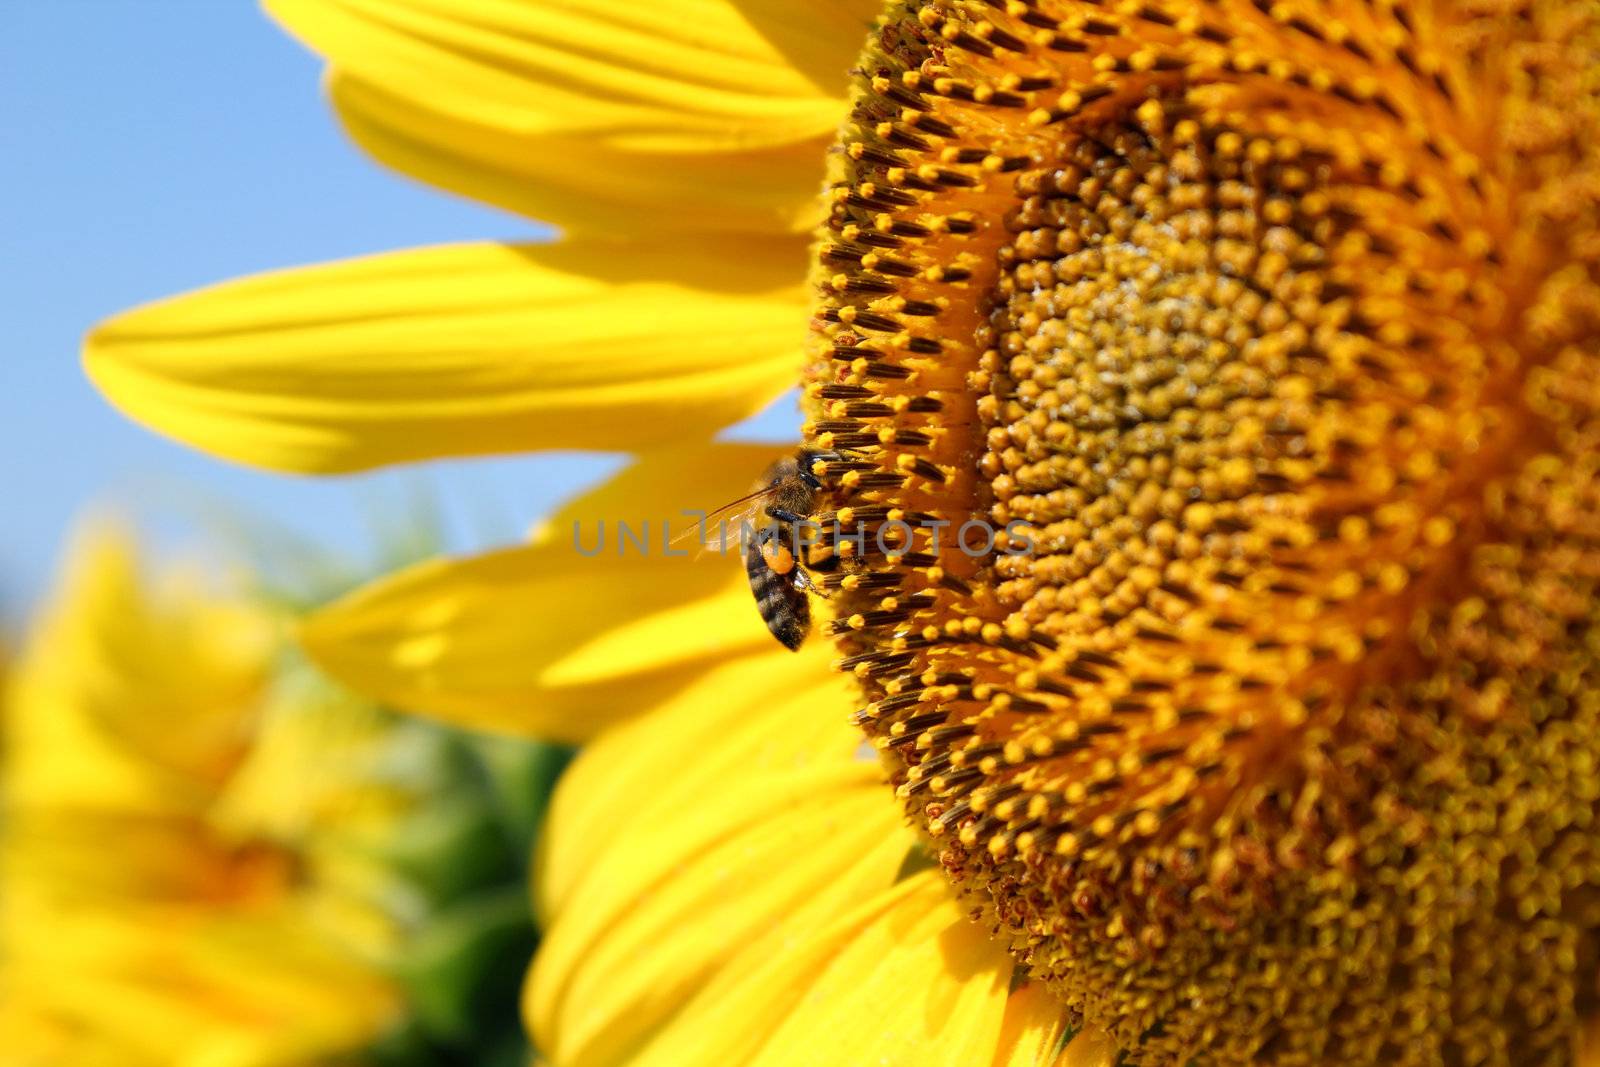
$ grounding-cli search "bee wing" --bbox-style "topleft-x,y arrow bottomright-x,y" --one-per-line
668,488 -> 774,557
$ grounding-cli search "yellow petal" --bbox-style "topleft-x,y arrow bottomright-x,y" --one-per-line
2,902 -> 397,1067
530,626 -> 927,1067
85,238 -> 807,474
990,983 -> 1119,1067
1057,1029 -> 1122,1067
531,762 -> 903,1067
991,984 -> 1073,1067
301,443 -> 795,741
568,874 -> 925,1067
535,642 -> 863,920
268,0 -> 878,233
530,615 -> 1026,1067
596,872 -> 1016,1067
746,871 -> 1013,1067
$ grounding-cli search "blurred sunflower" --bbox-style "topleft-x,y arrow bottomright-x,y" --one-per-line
0,520 -> 558,1067
84,0 -> 1600,1065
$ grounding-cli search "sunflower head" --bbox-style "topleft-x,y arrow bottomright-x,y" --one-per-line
0,522 -> 555,1065
803,0 -> 1600,1061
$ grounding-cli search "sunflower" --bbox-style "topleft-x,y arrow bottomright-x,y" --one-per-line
0,520 -> 401,1065
0,520 -> 556,1066
84,0 -> 1600,1064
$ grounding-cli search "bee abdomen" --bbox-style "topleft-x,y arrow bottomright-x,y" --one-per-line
747,528 -> 810,650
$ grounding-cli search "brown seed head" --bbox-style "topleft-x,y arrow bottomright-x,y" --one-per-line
802,0 -> 1600,1063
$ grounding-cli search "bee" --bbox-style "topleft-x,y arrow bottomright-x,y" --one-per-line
689,451 -> 841,650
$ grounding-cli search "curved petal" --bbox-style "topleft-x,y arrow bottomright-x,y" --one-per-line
991,983 -> 1119,1067
531,762 -> 905,1067
266,0 -> 878,234
1056,1029 -> 1121,1067
530,632 -> 1051,1067
564,872 -> 1019,1067
992,984 -> 1072,1067
85,238 -> 807,474
299,443 -> 795,741
331,75 -> 831,238
742,872 -> 1013,1067
535,642 -> 863,920
529,618 -> 963,1067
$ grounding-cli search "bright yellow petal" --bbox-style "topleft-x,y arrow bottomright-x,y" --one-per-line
529,619 -> 953,1067
530,633 -> 1044,1067
1057,1029 -> 1122,1067
990,983 -> 1119,1067
85,238 -> 807,474
744,871 -> 1013,1067
608,875 -> 934,1067
331,74 -> 832,239
532,763 -> 903,1067
991,984 -> 1073,1067
301,443 -> 794,741
566,872 -> 1017,1067
535,642 -> 862,920
267,0 -> 878,234
306,548 -> 760,742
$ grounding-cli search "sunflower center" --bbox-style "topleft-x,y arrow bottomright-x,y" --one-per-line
803,1 -> 1600,1063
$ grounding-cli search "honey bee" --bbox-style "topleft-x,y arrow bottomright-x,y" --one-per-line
689,451 -> 840,650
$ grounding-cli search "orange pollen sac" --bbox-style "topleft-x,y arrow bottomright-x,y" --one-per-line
800,1 -> 1600,1063
762,538 -> 797,575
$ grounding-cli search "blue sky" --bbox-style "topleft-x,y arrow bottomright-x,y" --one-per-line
1,3 -> 798,615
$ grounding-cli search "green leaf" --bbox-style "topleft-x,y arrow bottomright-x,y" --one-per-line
382,793 -> 517,907
471,736 -> 574,854
396,886 -> 537,1046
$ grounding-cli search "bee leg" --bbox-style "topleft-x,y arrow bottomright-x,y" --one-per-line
767,506 -> 807,524
791,565 -> 827,599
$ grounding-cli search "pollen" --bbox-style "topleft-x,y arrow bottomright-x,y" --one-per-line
801,1 -> 1600,1063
